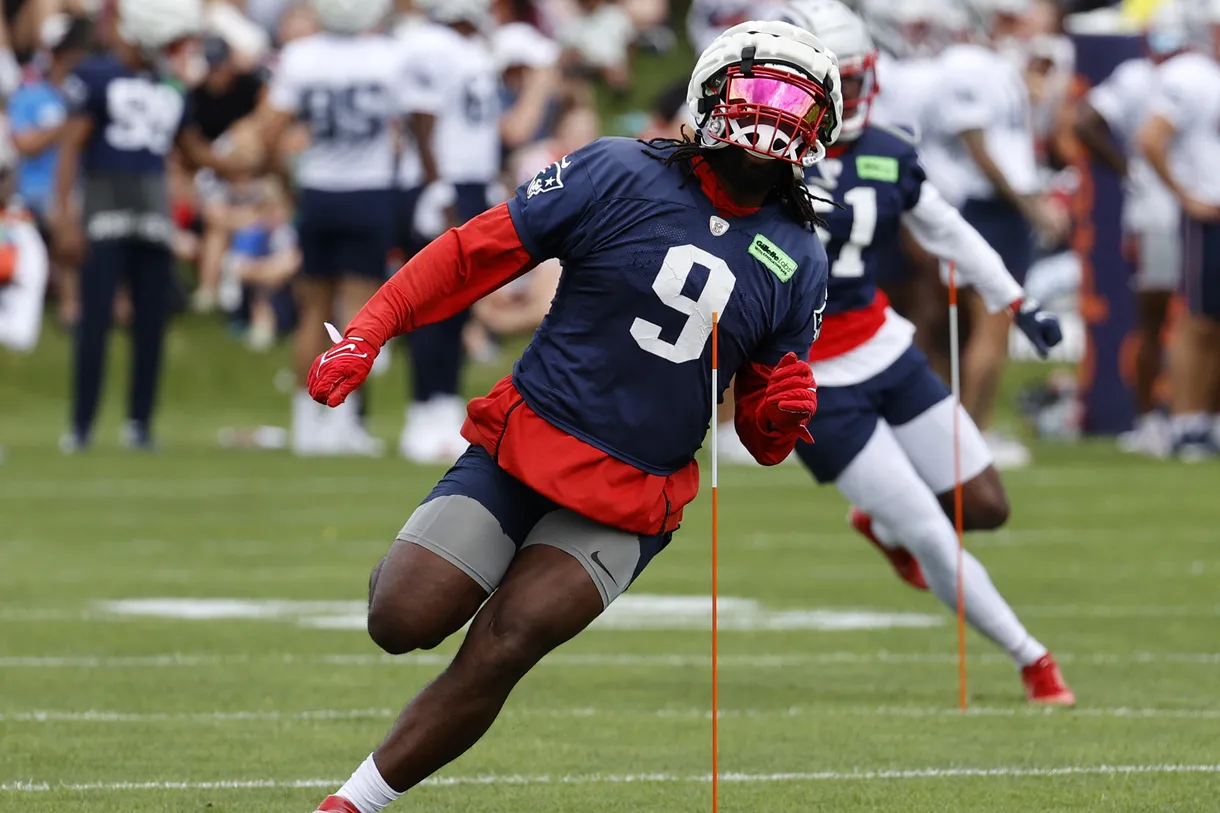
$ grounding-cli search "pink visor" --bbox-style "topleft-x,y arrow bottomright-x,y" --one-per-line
725,74 -> 828,125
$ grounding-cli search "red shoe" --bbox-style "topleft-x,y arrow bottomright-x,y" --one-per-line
1022,654 -> 1076,706
849,508 -> 928,591
314,796 -> 361,813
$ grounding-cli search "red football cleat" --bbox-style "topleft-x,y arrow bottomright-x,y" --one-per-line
314,796 -> 361,813
849,508 -> 929,591
1022,654 -> 1076,706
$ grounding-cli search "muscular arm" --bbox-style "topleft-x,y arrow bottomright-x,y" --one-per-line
1074,102 -> 1128,178
959,128 -> 1030,212
901,181 -> 1023,313
1137,113 -> 1187,202
344,203 -> 535,346
408,112 -> 440,187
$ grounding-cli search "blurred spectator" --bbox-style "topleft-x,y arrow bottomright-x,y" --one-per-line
204,0 -> 272,65
0,130 -> 50,353
0,8 -> 22,99
187,33 -> 267,312
687,0 -> 783,54
8,13 -> 90,324
274,1 -> 320,46
226,177 -> 298,350
556,0 -> 635,92
3,0 -> 54,66
493,21 -> 562,153
638,79 -> 688,141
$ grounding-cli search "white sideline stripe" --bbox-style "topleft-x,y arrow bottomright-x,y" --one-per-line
4,764 -> 1220,792
4,651 -> 1220,669
3,705 -> 1219,724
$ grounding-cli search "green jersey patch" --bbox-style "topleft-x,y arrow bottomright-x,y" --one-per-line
856,155 -> 900,183
749,235 -> 798,283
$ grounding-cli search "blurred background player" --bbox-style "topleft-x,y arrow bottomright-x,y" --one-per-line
303,20 -> 836,813
1075,0 -> 1189,458
780,0 -> 1073,705
55,0 -> 245,452
1138,0 -> 1220,461
394,0 -> 502,464
919,0 -> 1069,469
262,0 -> 402,457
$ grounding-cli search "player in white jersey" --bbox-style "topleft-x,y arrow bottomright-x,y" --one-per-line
262,0 -> 405,456
920,0 -> 1066,468
1139,0 -> 1220,460
862,0 -> 962,131
394,0 -> 502,464
779,0 -> 1074,705
1075,3 -> 1189,458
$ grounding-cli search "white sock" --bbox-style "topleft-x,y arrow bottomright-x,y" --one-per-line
837,423 -> 1047,668
336,754 -> 402,813
1172,412 -> 1209,441
870,518 -> 899,548
292,390 -> 318,440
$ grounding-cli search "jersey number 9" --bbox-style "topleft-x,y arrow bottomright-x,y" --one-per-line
631,244 -> 736,364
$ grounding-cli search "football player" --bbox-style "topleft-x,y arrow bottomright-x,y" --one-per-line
304,21 -> 836,813
1138,0 -> 1220,461
1075,1 -> 1189,458
395,0 -> 502,464
919,0 -> 1067,469
779,0 -> 1074,705
54,0 -> 245,451
262,0 -> 402,456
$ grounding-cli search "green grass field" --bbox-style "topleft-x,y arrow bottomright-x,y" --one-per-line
2,319 -> 1219,812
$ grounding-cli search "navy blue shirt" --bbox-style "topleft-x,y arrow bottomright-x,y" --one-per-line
805,124 -> 925,316
507,137 -> 828,476
61,55 -> 192,245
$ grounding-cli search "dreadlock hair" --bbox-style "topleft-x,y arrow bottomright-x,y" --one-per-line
639,127 -> 832,232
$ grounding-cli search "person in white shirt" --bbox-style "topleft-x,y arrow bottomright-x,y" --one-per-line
921,0 -> 1067,469
263,0 -> 404,456
394,0 -> 502,464
0,136 -> 49,355
1075,1 -> 1188,458
1138,0 -> 1220,461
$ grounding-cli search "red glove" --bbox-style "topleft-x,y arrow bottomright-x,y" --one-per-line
761,352 -> 818,443
307,330 -> 379,407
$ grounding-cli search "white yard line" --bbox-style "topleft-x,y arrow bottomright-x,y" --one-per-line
3,705 -> 1219,725
4,764 -> 1220,792
3,651 -> 1220,670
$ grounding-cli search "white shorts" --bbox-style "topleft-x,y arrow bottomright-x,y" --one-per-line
1128,228 -> 1182,293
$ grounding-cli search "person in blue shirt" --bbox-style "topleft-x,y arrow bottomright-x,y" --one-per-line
9,15 -> 90,225
54,0 -> 247,451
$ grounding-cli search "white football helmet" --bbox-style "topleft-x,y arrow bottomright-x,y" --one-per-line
416,0 -> 491,26
117,0 -> 202,51
777,0 -> 876,142
859,0 -> 966,58
312,0 -> 392,34
961,0 -> 1033,44
688,20 -> 843,170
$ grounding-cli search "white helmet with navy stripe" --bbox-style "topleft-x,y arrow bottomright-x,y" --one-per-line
688,20 -> 843,170
312,0 -> 392,34
776,0 -> 877,142
117,0 -> 202,51
860,0 -> 967,58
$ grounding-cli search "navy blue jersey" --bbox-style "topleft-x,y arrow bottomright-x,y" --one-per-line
804,125 -> 925,316
507,137 -> 829,476
62,55 -> 191,246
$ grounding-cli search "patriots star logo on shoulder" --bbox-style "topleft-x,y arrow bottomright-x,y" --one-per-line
709,216 -> 729,237
526,158 -> 567,199
749,235 -> 798,283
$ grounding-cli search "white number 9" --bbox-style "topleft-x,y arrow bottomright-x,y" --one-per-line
630,244 -> 736,364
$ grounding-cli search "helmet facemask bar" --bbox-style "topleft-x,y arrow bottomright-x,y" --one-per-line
700,63 -> 836,168
836,51 -> 878,140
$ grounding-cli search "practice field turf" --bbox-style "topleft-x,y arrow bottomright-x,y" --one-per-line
2,320 -> 1218,812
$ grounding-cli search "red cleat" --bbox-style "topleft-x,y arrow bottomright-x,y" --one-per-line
1022,654 -> 1076,706
849,508 -> 928,591
314,796 -> 361,813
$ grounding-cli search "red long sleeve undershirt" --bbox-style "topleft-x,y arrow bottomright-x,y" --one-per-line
339,181 -> 801,534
